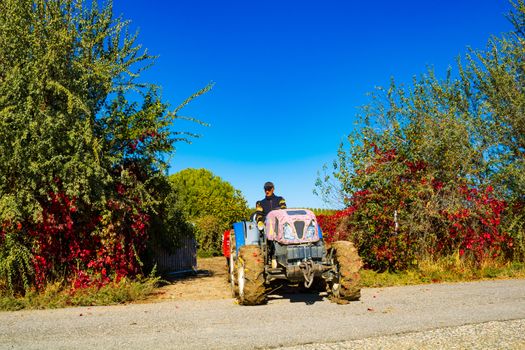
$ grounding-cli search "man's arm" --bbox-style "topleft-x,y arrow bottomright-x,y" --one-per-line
255,201 -> 264,223
279,197 -> 287,209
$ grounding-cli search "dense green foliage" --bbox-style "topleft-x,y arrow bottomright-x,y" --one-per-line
168,168 -> 249,256
464,1 -> 525,258
0,0 -> 209,295
316,1 -> 525,270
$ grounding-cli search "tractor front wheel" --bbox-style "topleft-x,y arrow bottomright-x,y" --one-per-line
236,245 -> 266,305
328,241 -> 362,304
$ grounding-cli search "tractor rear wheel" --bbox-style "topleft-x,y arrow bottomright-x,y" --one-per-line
237,245 -> 266,305
229,231 -> 238,297
328,241 -> 362,304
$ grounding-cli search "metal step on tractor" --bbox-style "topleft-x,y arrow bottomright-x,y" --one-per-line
225,208 -> 362,305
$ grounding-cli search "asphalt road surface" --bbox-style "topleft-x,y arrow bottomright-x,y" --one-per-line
1,279 -> 524,349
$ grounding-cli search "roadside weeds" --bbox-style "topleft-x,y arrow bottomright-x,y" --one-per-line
1,256 -> 524,311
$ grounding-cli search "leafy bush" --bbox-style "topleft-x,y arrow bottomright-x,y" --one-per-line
0,233 -> 34,295
193,215 -> 224,256
318,149 -> 510,270
317,2 -> 525,270
0,0 -> 208,295
168,169 -> 249,256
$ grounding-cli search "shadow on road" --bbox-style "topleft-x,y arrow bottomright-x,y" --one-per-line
267,284 -> 326,305
151,257 -> 328,304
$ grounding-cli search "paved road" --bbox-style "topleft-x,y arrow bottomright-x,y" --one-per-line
1,279 -> 524,349
280,319 -> 525,349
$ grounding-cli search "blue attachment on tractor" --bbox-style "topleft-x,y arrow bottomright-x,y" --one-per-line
232,221 -> 260,255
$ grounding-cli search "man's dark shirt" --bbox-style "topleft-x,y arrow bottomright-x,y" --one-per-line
255,194 -> 286,222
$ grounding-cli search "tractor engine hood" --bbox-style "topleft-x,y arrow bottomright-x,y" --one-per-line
265,209 -> 321,244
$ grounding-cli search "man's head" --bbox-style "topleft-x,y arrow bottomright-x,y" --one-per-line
264,181 -> 274,197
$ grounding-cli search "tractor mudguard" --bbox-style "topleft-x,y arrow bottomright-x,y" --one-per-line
232,221 -> 259,255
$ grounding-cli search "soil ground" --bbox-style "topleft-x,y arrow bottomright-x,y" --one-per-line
149,257 -> 325,303
149,257 -> 232,302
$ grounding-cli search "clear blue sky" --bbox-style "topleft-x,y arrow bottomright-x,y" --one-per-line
113,0 -> 512,209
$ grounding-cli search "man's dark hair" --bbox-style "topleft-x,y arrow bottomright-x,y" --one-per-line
264,181 -> 274,190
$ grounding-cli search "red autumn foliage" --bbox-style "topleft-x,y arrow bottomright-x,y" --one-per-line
439,185 -> 510,262
317,145 -> 511,270
22,188 -> 149,291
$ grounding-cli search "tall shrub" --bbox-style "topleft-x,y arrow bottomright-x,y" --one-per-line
316,25 -> 520,269
0,0 -> 209,294
465,0 -> 525,260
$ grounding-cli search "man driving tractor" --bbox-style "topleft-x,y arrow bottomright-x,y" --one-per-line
255,181 -> 287,224
224,181 -> 287,266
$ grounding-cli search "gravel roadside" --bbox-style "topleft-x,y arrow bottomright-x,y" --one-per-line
1,279 -> 524,349
276,319 -> 525,350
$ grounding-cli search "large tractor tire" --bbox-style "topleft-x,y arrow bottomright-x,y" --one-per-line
236,245 -> 266,305
328,241 -> 362,304
229,231 -> 238,297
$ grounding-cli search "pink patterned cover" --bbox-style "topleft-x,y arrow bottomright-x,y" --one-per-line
265,209 -> 320,244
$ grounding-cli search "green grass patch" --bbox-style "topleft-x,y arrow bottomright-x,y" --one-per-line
0,276 -> 160,312
360,256 -> 525,288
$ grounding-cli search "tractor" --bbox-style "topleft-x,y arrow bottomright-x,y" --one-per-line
226,208 -> 362,305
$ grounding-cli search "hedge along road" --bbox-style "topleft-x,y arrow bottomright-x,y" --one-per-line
1,279 -> 525,350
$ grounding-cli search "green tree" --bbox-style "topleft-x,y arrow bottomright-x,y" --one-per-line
0,0 -> 209,294
317,73 -> 489,269
316,71 -> 482,207
464,0 -> 525,259
169,169 -> 249,256
316,2 -> 525,268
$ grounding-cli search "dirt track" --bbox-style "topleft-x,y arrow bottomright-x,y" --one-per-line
149,257 -> 232,302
